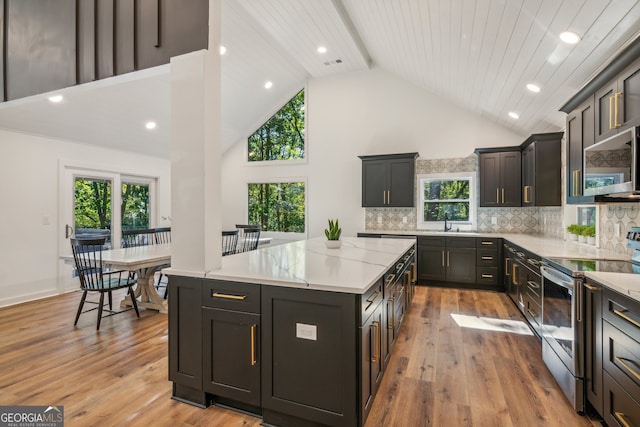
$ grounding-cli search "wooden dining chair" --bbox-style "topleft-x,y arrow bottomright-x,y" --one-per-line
222,230 -> 239,256
121,228 -> 155,248
154,227 -> 172,244
71,238 -> 140,330
236,226 -> 261,253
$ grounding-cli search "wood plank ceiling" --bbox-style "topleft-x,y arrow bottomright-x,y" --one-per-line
0,0 -> 638,157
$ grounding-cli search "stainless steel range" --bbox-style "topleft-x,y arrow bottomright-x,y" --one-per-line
540,234 -> 640,414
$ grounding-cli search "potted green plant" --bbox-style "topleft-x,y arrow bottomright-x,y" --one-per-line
324,218 -> 342,248
566,224 -> 578,241
582,225 -> 596,245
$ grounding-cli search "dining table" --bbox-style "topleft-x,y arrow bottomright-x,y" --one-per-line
64,243 -> 171,314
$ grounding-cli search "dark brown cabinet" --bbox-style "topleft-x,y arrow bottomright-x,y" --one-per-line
202,281 -> 261,410
566,97 -> 596,204
595,57 -> 640,142
475,238 -> 501,290
168,276 -> 206,407
359,153 -> 418,207
417,236 -> 476,285
521,133 -> 563,207
584,281 -> 603,416
477,149 -> 522,207
361,297 -> 384,422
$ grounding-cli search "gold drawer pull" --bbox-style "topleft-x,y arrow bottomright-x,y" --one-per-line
584,283 -> 599,291
250,324 -> 257,366
212,292 -> 247,300
481,274 -> 493,279
388,297 -> 395,329
366,290 -> 381,305
505,258 -> 511,275
385,274 -> 395,284
481,241 -> 493,246
527,280 -> 540,289
481,256 -> 493,260
616,357 -> 640,381
614,411 -> 631,427
613,308 -> 640,329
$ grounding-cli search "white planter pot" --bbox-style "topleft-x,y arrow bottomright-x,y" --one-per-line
567,233 -> 578,241
325,240 -> 342,249
587,236 -> 596,245
578,235 -> 586,243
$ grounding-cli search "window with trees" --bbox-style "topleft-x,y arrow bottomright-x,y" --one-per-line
417,173 -> 476,230
248,182 -> 305,233
248,89 -> 305,162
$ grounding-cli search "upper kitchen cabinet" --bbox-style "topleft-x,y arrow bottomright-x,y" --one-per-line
475,148 -> 522,207
521,132 -> 563,207
566,97 -> 596,204
359,153 -> 418,208
595,56 -> 640,142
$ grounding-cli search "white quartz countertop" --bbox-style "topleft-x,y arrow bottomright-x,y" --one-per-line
205,236 -> 415,294
585,271 -> 640,302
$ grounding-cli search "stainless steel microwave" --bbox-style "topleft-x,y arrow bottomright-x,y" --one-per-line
583,126 -> 640,197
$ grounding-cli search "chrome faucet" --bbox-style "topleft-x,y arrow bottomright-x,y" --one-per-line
444,213 -> 452,232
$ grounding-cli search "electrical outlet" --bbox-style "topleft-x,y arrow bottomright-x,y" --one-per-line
615,223 -> 621,238
543,217 -> 547,225
491,217 -> 497,225
377,215 -> 382,224
402,216 -> 407,224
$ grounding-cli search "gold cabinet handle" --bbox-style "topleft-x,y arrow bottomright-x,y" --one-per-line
481,256 -> 493,260
366,290 -> 381,305
388,297 -> 395,329
613,308 -> 640,329
212,292 -> 247,300
614,411 -> 632,427
250,324 -> 257,366
524,185 -> 530,203
442,250 -> 445,267
481,273 -> 493,279
447,251 -> 450,267
512,264 -> 518,285
371,321 -> 380,363
481,241 -> 493,246
584,283 -> 599,291
411,262 -> 416,283
614,91 -> 622,128
501,188 -> 505,204
496,188 -> 499,204
385,274 -> 396,285
405,271 -> 411,286
616,356 -> 640,381
609,94 -> 615,130
387,190 -> 390,205
505,257 -> 511,275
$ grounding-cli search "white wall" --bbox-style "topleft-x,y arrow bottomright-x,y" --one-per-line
221,67 -> 525,239
0,130 -> 171,307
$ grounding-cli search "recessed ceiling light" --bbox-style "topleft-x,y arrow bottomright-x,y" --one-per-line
526,83 -> 541,93
317,46 -> 327,54
508,112 -> 519,119
145,121 -> 157,130
219,45 -> 226,55
48,95 -> 63,103
264,81 -> 273,89
559,31 -> 580,44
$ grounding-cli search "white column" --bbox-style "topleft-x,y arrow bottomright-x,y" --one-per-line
169,0 -> 222,275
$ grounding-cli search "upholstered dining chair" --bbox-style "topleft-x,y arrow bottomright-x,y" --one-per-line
71,237 -> 139,330
222,230 -> 239,256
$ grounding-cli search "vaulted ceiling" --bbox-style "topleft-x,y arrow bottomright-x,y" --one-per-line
0,0 -> 639,158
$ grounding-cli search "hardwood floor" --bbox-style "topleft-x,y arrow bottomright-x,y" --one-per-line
0,286 -> 598,426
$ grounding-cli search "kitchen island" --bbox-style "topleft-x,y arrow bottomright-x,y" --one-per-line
165,237 -> 416,427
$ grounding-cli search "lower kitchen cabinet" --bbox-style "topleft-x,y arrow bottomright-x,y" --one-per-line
417,236 -> 476,285
361,298 -> 384,422
168,276 -> 206,407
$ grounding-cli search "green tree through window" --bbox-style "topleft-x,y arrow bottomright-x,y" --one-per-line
248,90 -> 304,161
248,183 -> 305,233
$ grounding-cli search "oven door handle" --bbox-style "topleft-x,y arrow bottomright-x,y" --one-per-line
540,266 -> 574,291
